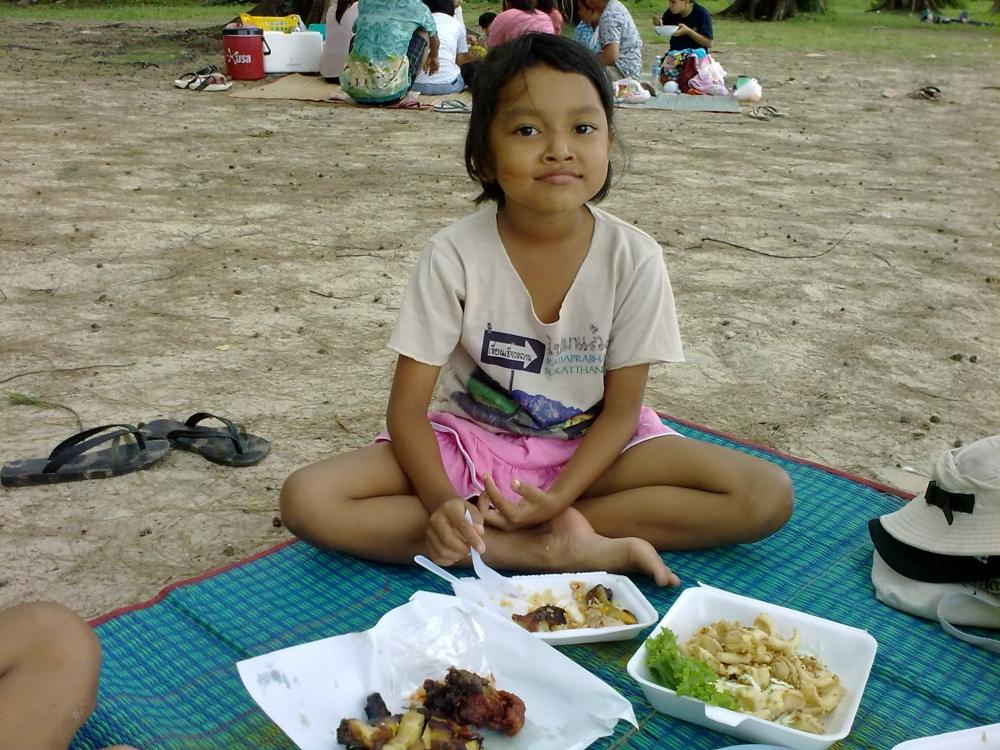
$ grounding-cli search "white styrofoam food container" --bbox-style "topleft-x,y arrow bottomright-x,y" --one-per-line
626,585 -> 878,750
263,30 -> 323,73
452,572 -> 658,645
655,24 -> 680,36
892,723 -> 1000,749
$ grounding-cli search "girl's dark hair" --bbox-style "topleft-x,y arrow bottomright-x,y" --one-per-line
465,33 -> 618,206
423,0 -> 455,15
535,0 -> 556,11
334,0 -> 355,23
505,0 -> 538,11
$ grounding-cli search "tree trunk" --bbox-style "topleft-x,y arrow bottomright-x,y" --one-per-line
718,0 -> 798,21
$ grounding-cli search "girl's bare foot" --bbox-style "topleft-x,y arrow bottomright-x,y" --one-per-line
480,507 -> 680,585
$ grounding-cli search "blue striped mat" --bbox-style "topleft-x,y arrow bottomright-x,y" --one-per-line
71,419 -> 999,749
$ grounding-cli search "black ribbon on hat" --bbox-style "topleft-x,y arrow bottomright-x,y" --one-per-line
924,480 -> 975,526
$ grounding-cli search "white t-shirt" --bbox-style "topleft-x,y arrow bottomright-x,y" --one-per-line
415,12 -> 468,86
389,205 -> 684,439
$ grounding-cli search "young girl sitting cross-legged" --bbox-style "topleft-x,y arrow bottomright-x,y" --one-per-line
280,33 -> 793,586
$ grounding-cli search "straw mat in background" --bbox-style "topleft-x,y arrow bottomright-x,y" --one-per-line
229,73 -> 472,110
71,417 -> 997,749
617,94 -> 742,112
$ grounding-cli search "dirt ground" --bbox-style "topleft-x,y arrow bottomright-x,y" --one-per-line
0,19 -> 998,619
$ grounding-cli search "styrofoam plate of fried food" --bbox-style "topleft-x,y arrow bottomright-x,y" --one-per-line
626,584 -> 878,750
237,591 -> 636,750
452,571 -> 658,645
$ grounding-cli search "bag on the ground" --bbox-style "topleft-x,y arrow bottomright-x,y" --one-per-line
688,54 -> 727,96
733,77 -> 763,101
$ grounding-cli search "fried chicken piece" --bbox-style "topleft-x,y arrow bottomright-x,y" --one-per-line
512,604 -> 567,632
421,668 -> 526,737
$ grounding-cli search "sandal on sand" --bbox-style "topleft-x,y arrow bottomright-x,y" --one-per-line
173,64 -> 218,89
908,85 -> 941,100
190,72 -> 233,92
1,424 -> 170,487
433,99 -> 472,114
746,107 -> 772,120
756,104 -> 787,117
138,412 -> 270,467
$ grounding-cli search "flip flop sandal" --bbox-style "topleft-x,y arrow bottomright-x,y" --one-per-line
173,64 -> 218,89
1,424 -> 170,487
432,99 -> 472,114
756,104 -> 787,117
908,86 -> 941,100
138,412 -> 270,467
191,72 -> 233,92
746,107 -> 772,120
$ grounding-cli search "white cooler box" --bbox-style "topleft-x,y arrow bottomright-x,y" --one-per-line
263,31 -> 323,74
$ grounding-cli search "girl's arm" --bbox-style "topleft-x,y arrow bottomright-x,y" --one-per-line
480,364 -> 648,529
386,355 -> 486,560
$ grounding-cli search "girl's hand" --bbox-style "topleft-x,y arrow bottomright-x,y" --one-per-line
477,475 -> 565,530
427,498 -> 485,566
676,23 -> 691,36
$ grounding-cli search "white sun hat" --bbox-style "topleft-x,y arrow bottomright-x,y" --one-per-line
879,435 -> 1000,557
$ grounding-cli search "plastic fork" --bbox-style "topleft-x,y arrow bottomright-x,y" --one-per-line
464,509 -> 520,597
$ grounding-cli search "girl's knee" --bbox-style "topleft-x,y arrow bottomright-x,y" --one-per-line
748,464 -> 794,536
12,601 -> 101,708
278,467 -> 315,536
21,601 -> 100,662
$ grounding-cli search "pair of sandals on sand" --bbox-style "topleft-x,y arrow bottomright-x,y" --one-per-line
173,64 -> 233,92
746,105 -> 788,120
1,412 -> 270,487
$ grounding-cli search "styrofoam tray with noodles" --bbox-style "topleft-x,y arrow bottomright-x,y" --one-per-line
627,584 -> 878,750
451,572 -> 658,645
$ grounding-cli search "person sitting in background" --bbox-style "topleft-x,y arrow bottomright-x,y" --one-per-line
0,601 -> 137,750
579,0 -> 642,81
486,0 -> 554,47
573,0 -> 601,50
341,0 -> 440,105
535,0 -> 565,35
320,0 -> 359,82
413,0 -> 475,94
651,0 -> 713,52
478,10 -> 497,33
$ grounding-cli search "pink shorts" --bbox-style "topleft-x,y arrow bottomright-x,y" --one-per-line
375,405 -> 680,503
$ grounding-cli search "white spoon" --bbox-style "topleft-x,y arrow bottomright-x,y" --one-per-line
413,554 -> 463,587
464,509 -> 520,598
413,554 -> 507,616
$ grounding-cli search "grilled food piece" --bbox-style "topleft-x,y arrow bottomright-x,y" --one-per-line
422,668 -> 526,737
512,604 -> 567,632
421,716 -> 484,750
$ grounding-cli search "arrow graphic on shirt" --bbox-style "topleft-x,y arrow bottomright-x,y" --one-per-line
480,330 -> 545,374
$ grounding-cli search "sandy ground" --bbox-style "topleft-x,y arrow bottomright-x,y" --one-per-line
0,19 -> 998,619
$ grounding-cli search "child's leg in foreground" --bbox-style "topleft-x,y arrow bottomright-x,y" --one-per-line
0,602 -> 138,750
280,444 -> 675,583
577,436 -> 794,549
0,603 -> 91,750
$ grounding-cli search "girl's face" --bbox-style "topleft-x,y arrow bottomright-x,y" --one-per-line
487,66 -> 611,218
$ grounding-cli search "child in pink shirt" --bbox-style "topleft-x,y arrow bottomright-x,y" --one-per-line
487,0 -> 555,47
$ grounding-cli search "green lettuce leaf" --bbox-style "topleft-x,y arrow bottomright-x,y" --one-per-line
645,627 -> 738,709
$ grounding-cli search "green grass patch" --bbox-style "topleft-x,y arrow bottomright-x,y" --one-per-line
1,0 -> 995,63
463,0 -> 997,62
0,1 -> 255,23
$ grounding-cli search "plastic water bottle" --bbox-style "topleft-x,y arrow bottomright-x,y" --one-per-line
649,55 -> 661,85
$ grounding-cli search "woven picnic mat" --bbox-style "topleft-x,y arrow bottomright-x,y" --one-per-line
618,94 -> 741,112
71,418 -> 998,749
229,73 -> 472,110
